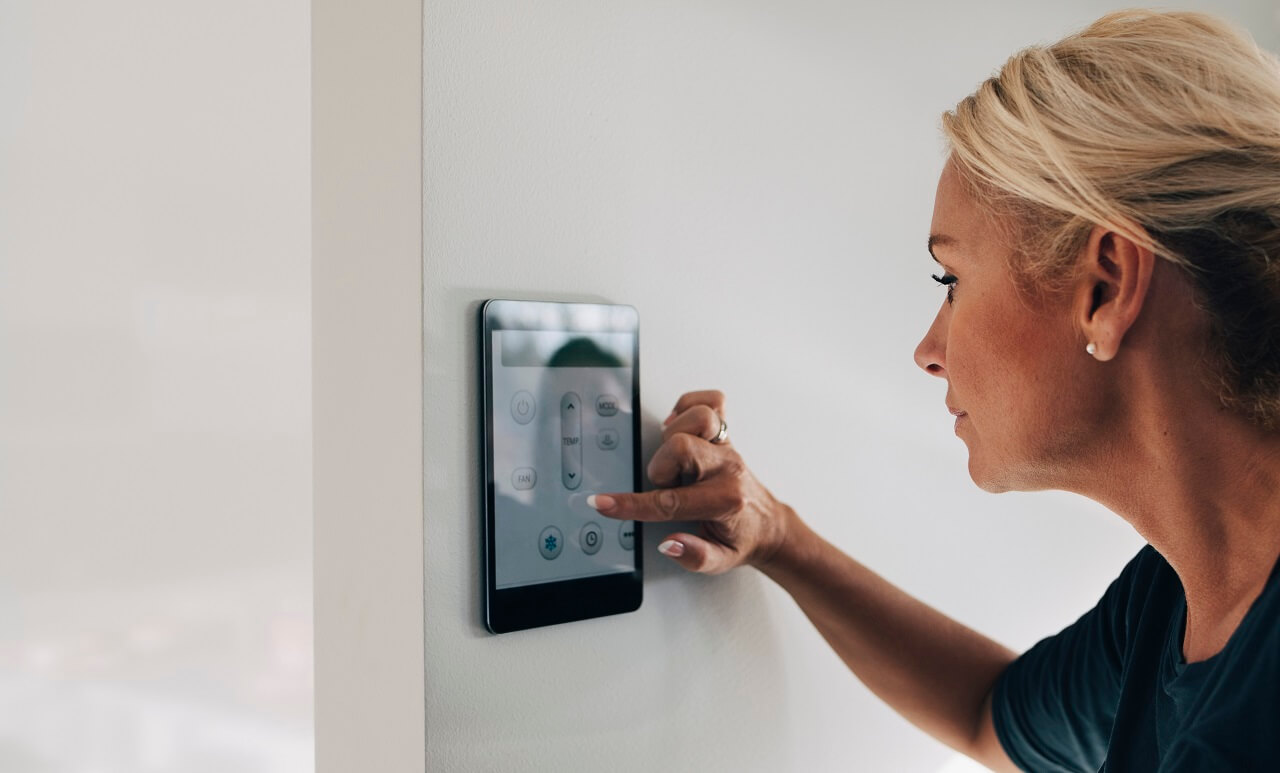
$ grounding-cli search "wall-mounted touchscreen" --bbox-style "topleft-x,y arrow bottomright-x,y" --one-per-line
480,300 -> 642,633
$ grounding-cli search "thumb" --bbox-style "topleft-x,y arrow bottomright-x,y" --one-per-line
656,531 -> 738,574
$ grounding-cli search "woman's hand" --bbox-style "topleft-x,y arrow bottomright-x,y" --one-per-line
589,390 -> 795,574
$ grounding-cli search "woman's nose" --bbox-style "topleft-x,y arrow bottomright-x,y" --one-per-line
913,307 -> 948,378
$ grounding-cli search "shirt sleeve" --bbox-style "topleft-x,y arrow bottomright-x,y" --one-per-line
992,549 -> 1150,773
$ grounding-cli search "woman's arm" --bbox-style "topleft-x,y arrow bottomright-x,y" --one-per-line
592,390 -> 1020,771
759,510 -> 1018,771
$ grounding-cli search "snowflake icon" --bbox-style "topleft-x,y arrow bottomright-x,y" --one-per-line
544,534 -> 558,552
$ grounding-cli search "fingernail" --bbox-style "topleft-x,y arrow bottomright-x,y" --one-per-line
587,494 -> 616,512
663,411 -> 676,426
658,539 -> 684,557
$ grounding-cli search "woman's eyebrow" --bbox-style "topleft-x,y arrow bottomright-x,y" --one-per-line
927,233 -> 956,263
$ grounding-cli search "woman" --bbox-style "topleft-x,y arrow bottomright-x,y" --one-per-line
588,10 -> 1280,772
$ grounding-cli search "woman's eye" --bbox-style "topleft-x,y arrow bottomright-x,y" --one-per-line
931,273 -> 958,304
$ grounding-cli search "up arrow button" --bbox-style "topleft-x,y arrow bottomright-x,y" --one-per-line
560,392 -> 583,490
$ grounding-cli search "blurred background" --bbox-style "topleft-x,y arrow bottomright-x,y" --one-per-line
1,2 -> 311,771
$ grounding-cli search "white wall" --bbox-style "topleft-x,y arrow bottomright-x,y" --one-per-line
413,2 -> 1280,772
312,0 -> 425,770
0,2 -> 313,770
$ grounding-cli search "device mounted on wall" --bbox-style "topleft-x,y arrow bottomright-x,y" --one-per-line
479,299 -> 643,633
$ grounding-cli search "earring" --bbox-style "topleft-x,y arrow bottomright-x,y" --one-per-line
1086,342 -> 1098,357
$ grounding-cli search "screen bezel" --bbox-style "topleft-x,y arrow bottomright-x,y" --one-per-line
480,299 -> 643,634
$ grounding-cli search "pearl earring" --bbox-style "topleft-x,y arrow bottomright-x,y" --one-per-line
1086,342 -> 1098,357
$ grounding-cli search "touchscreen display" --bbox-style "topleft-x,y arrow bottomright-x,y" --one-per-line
490,327 -> 637,589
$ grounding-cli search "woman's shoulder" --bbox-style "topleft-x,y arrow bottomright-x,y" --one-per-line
1123,543 -> 1167,576
1101,544 -> 1180,619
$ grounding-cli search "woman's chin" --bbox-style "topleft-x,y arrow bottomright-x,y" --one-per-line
967,453 -> 1016,493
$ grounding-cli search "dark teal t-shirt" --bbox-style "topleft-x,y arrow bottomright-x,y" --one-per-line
992,545 -> 1280,772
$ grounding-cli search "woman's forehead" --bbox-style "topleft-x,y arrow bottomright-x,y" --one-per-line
930,162 -> 1021,266
929,167 -> 981,260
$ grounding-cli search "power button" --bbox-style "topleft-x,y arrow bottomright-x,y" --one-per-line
510,391 -> 536,425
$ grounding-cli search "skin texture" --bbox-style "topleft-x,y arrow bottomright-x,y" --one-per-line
922,162 -> 1280,661
592,158 -> 1280,767
916,168 -> 1111,493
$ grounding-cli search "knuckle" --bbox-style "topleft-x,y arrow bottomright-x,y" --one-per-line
692,404 -> 719,434
655,489 -> 680,519
685,451 -> 707,482
725,489 -> 747,514
645,456 -> 662,484
669,432 -> 698,456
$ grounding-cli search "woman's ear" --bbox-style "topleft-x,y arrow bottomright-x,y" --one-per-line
1074,224 -> 1156,362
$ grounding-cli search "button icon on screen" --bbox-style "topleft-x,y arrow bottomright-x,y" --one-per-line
510,391 -> 536,425
596,429 -> 619,451
512,468 -> 537,490
580,522 -> 603,555
539,526 -> 564,560
561,392 -> 583,490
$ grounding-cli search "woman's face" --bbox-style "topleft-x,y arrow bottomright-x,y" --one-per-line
914,161 -> 1094,492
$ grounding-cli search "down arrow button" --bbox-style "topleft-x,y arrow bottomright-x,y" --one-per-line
560,391 -> 582,490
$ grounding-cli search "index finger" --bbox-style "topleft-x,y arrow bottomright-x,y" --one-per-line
587,484 -> 739,523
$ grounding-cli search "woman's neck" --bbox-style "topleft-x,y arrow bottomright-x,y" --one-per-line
1083,391 -> 1280,663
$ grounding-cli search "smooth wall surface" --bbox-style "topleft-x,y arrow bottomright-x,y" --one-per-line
312,0 -> 425,770
420,2 -> 1280,771
0,2 -> 313,770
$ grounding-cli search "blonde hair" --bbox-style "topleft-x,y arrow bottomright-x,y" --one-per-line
943,9 -> 1280,429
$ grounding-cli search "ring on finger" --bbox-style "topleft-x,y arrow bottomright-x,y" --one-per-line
710,417 -> 729,445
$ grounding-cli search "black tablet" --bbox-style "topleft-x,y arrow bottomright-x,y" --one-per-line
479,299 -> 642,633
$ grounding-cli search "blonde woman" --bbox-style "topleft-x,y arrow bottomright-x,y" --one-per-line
589,10 -> 1280,771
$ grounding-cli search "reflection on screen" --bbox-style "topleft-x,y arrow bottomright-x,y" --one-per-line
492,330 -> 636,589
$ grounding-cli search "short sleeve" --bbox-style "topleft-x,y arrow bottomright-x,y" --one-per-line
992,549 -> 1152,772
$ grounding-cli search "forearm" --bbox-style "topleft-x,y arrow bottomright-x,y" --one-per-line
757,508 -> 1017,759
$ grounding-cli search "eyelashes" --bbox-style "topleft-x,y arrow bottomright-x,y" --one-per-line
931,272 -> 957,304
